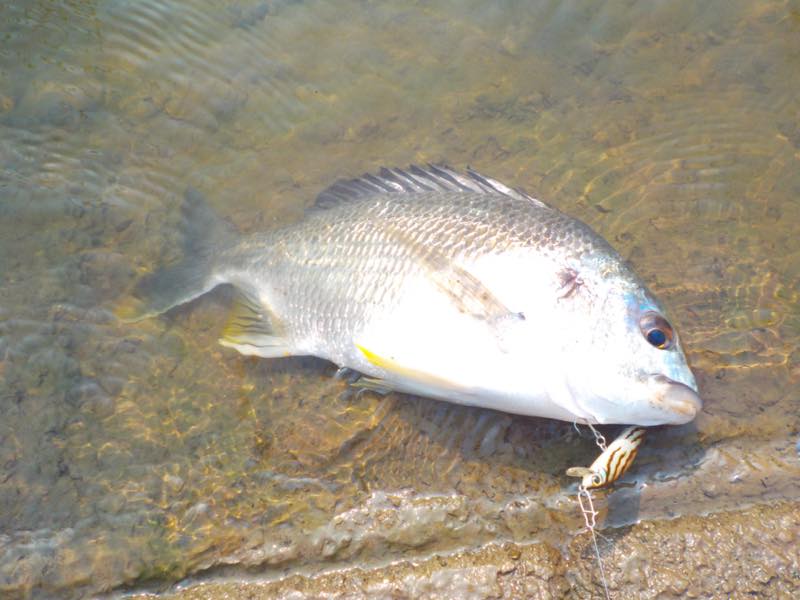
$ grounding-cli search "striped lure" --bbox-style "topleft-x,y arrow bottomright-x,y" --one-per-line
566,426 -> 646,489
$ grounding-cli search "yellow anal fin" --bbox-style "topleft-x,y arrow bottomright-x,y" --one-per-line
219,291 -> 292,358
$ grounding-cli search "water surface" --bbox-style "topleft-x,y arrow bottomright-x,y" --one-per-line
0,1 -> 798,597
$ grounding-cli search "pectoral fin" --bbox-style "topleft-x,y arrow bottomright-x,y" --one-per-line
219,291 -> 293,358
383,226 -> 523,325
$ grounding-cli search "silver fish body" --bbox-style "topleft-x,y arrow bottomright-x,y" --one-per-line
125,166 -> 701,426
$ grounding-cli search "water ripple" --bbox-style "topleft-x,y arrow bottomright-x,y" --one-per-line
99,0 -> 310,137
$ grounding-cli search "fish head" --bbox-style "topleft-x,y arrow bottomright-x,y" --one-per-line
554,264 -> 701,426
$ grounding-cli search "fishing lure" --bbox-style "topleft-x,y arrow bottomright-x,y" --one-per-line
566,426 -> 646,489
566,425 -> 646,600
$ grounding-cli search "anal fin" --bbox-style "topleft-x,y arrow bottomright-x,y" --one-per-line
219,291 -> 293,358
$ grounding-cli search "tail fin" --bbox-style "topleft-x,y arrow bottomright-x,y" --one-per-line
116,187 -> 238,321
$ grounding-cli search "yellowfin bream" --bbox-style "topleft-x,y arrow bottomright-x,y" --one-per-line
122,166 -> 701,426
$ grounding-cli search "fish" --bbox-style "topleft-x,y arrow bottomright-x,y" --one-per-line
120,165 -> 701,426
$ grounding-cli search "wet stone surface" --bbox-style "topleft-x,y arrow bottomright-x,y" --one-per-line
128,501 -> 800,599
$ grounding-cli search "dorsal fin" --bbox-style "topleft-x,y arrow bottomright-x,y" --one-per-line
313,164 -> 549,209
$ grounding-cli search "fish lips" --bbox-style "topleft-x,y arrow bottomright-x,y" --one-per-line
647,374 -> 702,424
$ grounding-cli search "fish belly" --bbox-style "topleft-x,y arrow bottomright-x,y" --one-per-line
341,272 -> 577,421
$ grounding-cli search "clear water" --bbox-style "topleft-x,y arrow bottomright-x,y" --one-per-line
0,1 -> 798,597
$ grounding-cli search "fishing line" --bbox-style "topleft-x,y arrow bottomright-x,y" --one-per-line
578,483 -> 611,600
572,421 -> 612,599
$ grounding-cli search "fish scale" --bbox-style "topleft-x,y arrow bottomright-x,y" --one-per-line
254,193 -> 601,340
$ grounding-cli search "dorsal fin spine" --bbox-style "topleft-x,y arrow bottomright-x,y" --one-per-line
311,165 -> 549,210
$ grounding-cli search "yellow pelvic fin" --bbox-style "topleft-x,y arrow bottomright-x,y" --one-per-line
355,343 -> 459,392
356,344 -> 393,370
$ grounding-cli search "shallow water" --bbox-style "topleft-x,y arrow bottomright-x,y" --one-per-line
0,1 -> 798,598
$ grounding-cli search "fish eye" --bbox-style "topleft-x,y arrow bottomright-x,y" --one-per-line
639,311 -> 675,350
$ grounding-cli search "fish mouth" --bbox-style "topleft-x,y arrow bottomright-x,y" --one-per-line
647,374 -> 702,424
